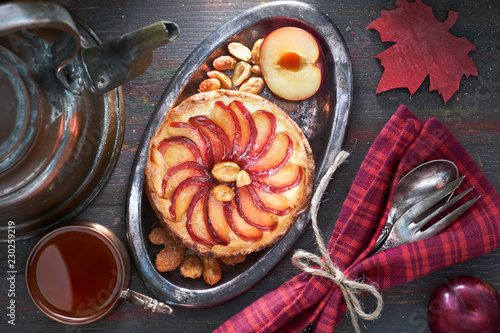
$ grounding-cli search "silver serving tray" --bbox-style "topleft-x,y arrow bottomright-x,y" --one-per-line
126,1 -> 352,308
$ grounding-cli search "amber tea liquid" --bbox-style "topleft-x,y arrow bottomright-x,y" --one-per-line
27,227 -> 124,321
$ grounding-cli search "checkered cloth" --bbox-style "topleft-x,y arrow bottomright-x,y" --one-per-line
215,105 -> 500,333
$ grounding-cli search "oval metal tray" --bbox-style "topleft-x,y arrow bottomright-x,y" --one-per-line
127,1 -> 352,308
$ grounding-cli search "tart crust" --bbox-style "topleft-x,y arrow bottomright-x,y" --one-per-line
145,90 -> 315,257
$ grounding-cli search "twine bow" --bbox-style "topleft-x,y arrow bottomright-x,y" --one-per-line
292,150 -> 384,333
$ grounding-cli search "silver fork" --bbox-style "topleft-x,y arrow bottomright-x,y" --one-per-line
373,176 -> 481,255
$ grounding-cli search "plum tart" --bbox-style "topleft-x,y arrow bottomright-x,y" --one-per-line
145,90 -> 314,258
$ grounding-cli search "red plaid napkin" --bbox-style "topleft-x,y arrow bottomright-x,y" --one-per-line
215,105 -> 500,333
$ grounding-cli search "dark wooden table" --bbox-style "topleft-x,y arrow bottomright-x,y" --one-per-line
3,0 -> 499,332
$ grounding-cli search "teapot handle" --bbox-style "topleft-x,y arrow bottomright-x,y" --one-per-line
0,0 -> 80,89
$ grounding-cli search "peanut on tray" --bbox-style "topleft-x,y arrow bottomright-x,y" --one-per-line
198,38 -> 264,95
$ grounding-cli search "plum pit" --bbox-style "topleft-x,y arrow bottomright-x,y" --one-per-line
277,52 -> 303,71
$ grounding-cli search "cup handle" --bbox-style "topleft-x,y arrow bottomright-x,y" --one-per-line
0,0 -> 80,89
120,288 -> 173,315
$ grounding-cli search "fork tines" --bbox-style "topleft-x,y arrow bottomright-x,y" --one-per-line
396,176 -> 466,226
400,175 -> 480,240
413,193 -> 481,241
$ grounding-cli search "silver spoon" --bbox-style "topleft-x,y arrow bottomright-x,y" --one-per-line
368,159 -> 458,256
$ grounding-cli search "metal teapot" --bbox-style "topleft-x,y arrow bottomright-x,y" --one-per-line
0,0 -> 179,239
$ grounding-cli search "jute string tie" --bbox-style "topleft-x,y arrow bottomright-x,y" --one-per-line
292,150 -> 383,333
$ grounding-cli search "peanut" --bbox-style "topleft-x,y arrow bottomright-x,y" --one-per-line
207,70 -> 232,89
211,184 -> 235,202
199,78 -> 221,92
251,38 -> 264,65
236,169 -> 252,187
239,77 -> 265,95
251,65 -> 261,76
212,161 -> 240,182
213,55 -> 237,71
232,61 -> 252,86
228,42 -> 251,61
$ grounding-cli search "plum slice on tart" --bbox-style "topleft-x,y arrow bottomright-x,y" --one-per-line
145,90 -> 315,258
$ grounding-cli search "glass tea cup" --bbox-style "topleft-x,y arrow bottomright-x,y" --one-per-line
26,220 -> 172,325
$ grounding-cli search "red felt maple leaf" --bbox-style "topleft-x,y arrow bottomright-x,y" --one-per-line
368,0 -> 478,103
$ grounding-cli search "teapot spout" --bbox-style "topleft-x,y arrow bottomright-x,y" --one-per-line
82,21 -> 179,94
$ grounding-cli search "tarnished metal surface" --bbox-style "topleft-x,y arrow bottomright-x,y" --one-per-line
0,1 -> 177,239
126,1 -> 352,308
0,10 -> 122,239
83,21 -> 179,95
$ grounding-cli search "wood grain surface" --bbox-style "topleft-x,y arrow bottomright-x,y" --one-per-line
1,0 -> 498,332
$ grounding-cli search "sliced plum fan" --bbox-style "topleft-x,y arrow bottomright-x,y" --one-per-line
155,100 -> 304,245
